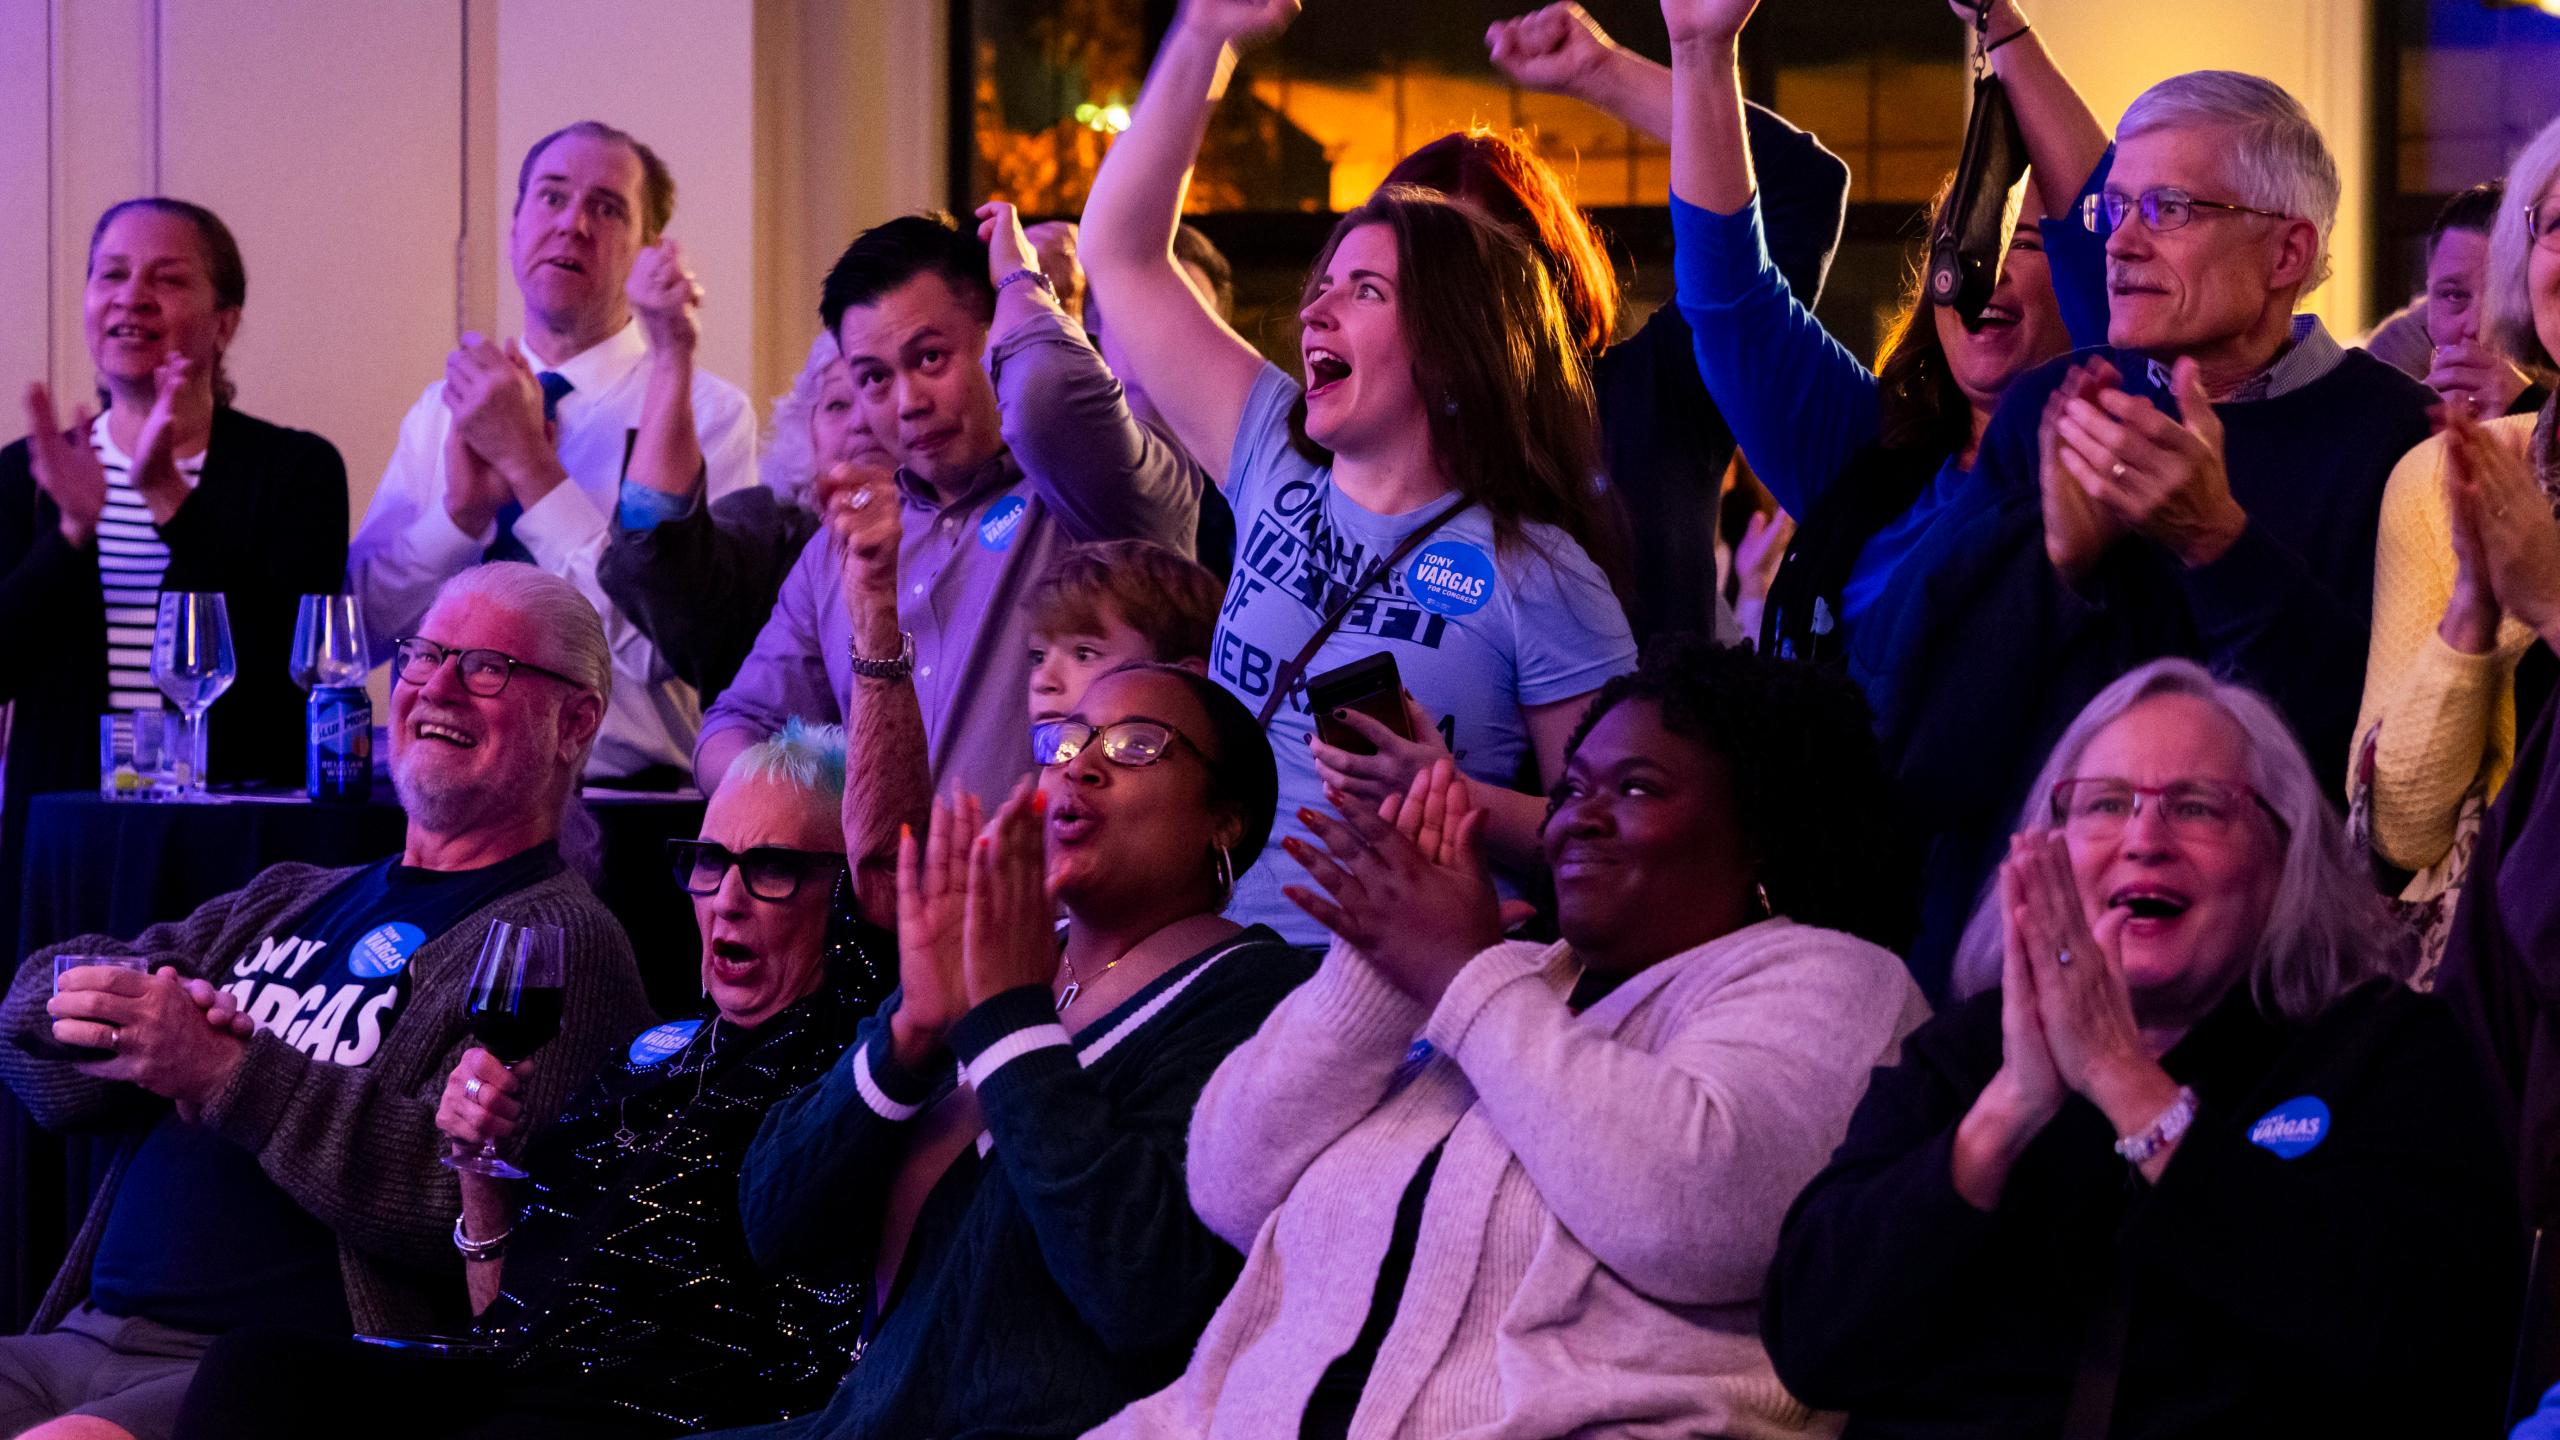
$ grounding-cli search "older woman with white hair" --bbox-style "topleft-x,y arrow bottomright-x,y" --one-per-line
599,321 -> 896,704
1764,658 -> 2520,1438
2353,112 -> 2560,981
172,720 -> 893,1440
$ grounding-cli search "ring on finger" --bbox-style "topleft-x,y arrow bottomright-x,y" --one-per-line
2056,946 -> 2074,968
464,1076 -> 484,1100
850,488 -> 874,511
2109,461 -> 2129,482
105,1026 -> 121,1051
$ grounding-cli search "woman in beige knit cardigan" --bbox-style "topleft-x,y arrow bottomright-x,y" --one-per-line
1089,640 -> 1930,1440
2352,113 -> 2560,983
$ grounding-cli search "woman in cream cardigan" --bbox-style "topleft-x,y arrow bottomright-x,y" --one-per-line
2353,114 -> 2560,980
1089,639 -> 1930,1440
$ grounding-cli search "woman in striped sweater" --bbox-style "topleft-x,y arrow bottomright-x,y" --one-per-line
1093,639 -> 1931,1439
2,198 -> 347,922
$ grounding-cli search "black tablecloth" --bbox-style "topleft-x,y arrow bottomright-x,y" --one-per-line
2,789 -> 708,1329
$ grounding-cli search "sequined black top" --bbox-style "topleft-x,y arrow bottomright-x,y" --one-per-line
475,973 -> 872,1433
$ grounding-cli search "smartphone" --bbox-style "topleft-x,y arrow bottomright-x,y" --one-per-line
1306,652 -> 1412,757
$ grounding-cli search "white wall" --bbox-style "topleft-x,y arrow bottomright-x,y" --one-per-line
2,0 -> 948,540
2032,0 -> 2377,335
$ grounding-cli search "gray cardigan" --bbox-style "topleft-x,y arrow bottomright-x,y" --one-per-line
0,857 -> 653,1335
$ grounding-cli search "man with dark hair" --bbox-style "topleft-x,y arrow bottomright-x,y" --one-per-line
353,118 -> 756,786
2420,182 -> 2544,418
695,205 -> 1201,802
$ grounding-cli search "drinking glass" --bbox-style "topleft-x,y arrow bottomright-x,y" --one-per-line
444,920 -> 567,1179
151,592 -> 236,799
290,593 -> 368,692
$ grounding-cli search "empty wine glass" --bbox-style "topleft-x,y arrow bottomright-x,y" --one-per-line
443,920 -> 567,1180
151,591 -> 236,799
290,593 -> 368,692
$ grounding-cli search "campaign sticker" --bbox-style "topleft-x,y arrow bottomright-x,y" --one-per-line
978,494 -> 1029,552
629,1019 -> 704,1068
2248,1096 -> 2330,1160
346,923 -> 424,979
1405,540 -> 1496,616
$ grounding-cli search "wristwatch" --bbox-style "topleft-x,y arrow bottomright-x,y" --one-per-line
2113,1085 -> 2199,1166
848,631 -> 916,682
452,1213 -> 511,1262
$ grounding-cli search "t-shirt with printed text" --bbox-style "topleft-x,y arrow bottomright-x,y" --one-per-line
87,843 -> 565,1334
1211,366 -> 1635,943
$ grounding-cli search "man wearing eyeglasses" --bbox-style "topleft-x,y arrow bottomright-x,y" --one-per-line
0,563 -> 649,1440
1876,70 -> 2439,997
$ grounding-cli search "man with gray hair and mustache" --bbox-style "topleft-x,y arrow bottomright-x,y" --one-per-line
0,562 -> 649,1440
1874,70 -> 2439,996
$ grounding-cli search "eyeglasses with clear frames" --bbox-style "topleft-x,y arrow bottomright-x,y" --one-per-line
2081,187 -> 2292,237
390,636 -> 586,698
1031,718 -> 1206,769
2049,777 -> 2285,842
2529,201 -> 2560,252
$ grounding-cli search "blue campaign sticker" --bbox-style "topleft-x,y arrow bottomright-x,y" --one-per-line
629,1019 -> 704,1068
2248,1096 -> 2331,1160
1405,540 -> 1496,616
346,923 -> 424,979
978,494 -> 1029,552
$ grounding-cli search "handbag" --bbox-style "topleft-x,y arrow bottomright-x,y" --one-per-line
1927,6 -> 2029,330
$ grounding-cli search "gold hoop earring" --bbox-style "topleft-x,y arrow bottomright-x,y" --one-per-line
1212,844 -> 1235,894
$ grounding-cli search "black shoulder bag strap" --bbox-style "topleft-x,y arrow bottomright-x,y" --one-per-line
1928,3 -> 2029,329
1254,495 -> 1475,729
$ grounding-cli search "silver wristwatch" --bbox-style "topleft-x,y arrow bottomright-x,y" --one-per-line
848,631 -> 916,682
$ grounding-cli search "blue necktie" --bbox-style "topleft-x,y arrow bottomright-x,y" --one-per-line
483,370 -> 573,565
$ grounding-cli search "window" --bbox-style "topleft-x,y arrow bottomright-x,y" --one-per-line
961,0 -> 1971,365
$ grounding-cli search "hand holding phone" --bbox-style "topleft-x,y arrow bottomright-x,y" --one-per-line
1306,653 -> 1413,758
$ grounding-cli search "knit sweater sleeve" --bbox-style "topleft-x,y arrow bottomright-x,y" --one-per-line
199,872 -> 650,1271
1184,939 -> 1428,1251
1425,925 -> 1927,1308
2354,425 -> 2534,869
738,990 -> 951,1272
1760,1000 -> 2004,1410
0,865 -> 326,1132
944,971 -> 1278,1358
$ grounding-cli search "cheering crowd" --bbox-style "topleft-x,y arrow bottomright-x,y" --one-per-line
2,0 -> 2558,1434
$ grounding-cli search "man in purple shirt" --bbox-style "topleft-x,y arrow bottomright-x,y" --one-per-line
695,206 -> 1202,800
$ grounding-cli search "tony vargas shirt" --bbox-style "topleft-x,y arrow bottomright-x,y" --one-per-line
87,844 -> 564,1334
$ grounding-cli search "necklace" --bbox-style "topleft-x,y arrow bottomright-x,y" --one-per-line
611,1016 -> 720,1152
1054,950 -> 1119,1013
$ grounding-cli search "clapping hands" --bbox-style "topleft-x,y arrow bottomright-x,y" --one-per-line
22,384 -> 107,547
627,239 -> 702,354
2441,404 -> 2560,642
1282,761 -> 1530,1008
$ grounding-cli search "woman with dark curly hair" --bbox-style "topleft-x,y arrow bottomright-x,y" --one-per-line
1089,638 -> 1931,1440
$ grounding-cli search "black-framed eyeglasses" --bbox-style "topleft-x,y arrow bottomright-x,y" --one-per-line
1031,718 -> 1206,769
2530,201 -> 2560,252
2049,777 -> 2286,842
667,839 -> 847,902
2080,187 -> 2292,238
391,636 -> 586,698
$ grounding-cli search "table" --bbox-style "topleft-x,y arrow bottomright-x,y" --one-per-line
2,788 -> 709,1328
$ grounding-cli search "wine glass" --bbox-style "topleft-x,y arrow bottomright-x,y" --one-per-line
151,592 -> 236,799
444,920 -> 567,1179
290,593 -> 368,692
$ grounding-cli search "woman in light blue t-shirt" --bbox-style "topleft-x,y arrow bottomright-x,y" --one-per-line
1080,0 -> 1636,942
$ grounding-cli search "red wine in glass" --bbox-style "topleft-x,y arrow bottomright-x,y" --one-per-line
445,919 -> 566,1179
470,987 -> 564,1064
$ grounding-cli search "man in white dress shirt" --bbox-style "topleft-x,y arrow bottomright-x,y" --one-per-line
350,119 -> 755,785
